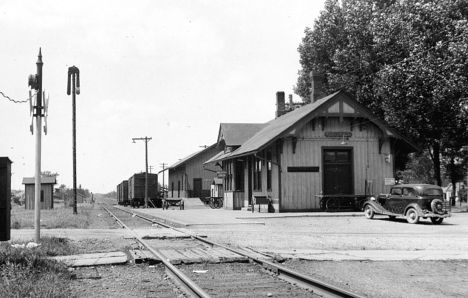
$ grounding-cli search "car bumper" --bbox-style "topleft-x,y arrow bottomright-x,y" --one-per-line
422,211 -> 451,218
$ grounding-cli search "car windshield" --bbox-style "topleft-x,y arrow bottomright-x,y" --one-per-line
422,188 -> 443,196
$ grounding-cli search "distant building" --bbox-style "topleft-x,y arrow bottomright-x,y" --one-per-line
168,144 -> 220,198
22,176 -> 57,210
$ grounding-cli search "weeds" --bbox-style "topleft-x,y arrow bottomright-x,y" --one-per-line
0,237 -> 76,297
11,203 -> 94,229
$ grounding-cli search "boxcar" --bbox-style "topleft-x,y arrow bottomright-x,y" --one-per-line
119,180 -> 129,206
116,183 -> 122,205
128,173 -> 161,207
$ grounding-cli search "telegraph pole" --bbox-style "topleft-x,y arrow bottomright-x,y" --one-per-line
28,48 -> 43,243
132,137 -> 152,208
160,163 -> 167,199
67,66 -> 80,214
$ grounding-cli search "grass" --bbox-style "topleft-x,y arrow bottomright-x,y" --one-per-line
0,237 -> 77,297
11,203 -> 96,229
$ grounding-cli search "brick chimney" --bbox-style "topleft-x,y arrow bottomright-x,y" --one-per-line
275,91 -> 285,118
310,71 -> 324,102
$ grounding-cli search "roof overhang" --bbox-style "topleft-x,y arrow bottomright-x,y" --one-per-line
168,143 -> 217,169
222,90 -> 419,161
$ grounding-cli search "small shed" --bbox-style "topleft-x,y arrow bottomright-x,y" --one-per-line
22,176 -> 57,210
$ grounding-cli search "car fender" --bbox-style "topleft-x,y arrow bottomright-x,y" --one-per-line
404,203 -> 423,216
363,200 -> 386,214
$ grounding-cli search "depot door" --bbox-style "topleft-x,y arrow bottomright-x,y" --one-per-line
193,178 -> 202,198
323,148 -> 353,195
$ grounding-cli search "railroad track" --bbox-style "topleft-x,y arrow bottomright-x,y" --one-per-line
103,205 -> 364,298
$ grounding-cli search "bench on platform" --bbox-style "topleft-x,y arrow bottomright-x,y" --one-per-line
315,194 -> 367,211
252,195 -> 270,213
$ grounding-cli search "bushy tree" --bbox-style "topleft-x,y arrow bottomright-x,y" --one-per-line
398,152 -> 434,184
296,0 -> 468,185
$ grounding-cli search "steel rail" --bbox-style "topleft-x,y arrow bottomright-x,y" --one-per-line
102,206 -> 210,298
114,206 -> 364,298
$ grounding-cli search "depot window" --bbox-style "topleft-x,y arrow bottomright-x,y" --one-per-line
253,158 -> 262,191
267,151 -> 272,191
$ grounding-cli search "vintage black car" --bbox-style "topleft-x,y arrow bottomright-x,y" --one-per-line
363,184 -> 450,224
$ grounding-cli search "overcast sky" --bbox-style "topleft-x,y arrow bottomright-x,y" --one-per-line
0,0 -> 325,193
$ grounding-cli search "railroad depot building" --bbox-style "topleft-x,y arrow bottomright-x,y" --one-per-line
23,176 -> 57,210
206,90 -> 417,212
168,144 -> 220,198
205,122 -> 268,209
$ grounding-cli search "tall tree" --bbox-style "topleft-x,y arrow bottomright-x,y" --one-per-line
296,0 -> 468,185
375,0 -> 468,185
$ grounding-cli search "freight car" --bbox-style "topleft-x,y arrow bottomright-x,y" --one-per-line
128,173 -> 161,208
116,183 -> 122,205
117,180 -> 129,206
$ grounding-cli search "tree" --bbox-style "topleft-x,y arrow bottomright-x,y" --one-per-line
375,0 -> 468,185
296,0 -> 398,114
41,171 -> 59,177
398,152 -> 434,184
296,0 -> 468,185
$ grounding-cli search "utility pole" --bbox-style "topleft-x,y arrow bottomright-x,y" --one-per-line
28,48 -> 44,243
461,99 -> 468,197
67,66 -> 80,214
160,162 -> 167,199
132,137 -> 152,208
149,165 -> 154,173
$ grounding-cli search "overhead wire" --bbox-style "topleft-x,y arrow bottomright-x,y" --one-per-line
0,90 -> 34,104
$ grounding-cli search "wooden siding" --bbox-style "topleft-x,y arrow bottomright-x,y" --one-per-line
168,146 -> 220,198
168,168 -> 186,198
25,184 -> 54,210
278,117 -> 393,211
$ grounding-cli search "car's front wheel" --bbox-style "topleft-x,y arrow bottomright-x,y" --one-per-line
364,205 -> 375,219
406,208 -> 419,224
430,217 -> 444,224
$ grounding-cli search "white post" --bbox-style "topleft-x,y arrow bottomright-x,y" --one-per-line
33,48 -> 43,243
34,112 -> 42,243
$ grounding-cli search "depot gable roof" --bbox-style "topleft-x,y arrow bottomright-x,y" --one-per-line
217,123 -> 267,147
225,90 -> 418,160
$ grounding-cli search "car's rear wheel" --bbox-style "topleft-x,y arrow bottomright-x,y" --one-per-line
430,217 -> 444,224
364,205 -> 375,219
406,208 -> 419,224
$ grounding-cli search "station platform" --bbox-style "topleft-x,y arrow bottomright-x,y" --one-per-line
132,198 -> 468,227
132,199 -> 363,227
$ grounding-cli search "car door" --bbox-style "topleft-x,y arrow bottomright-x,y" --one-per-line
400,187 -> 417,214
386,187 -> 402,213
